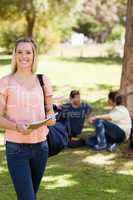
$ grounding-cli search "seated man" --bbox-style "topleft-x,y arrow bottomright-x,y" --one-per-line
60,90 -> 92,148
86,91 -> 132,152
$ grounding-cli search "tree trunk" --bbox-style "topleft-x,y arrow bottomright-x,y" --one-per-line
22,0 -> 36,37
25,11 -> 36,37
120,0 -> 133,118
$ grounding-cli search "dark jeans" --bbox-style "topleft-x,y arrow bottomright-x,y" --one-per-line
95,119 -> 126,146
6,140 -> 48,200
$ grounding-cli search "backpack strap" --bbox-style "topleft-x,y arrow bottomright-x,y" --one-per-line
37,74 -> 44,87
37,74 -> 46,113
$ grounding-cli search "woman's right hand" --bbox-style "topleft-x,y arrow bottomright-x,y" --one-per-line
88,116 -> 97,124
16,123 -> 32,135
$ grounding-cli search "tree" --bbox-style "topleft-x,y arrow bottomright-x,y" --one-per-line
73,0 -> 126,43
0,0 -> 79,37
0,0 -> 79,52
120,0 -> 133,118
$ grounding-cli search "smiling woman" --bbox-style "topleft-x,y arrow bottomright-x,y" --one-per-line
0,37 -> 56,200
11,38 -> 37,74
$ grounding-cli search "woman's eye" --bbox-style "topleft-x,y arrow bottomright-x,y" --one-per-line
17,51 -> 22,54
26,51 -> 32,54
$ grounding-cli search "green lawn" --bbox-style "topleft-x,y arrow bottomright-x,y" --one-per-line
0,55 -> 121,103
0,55 -> 132,200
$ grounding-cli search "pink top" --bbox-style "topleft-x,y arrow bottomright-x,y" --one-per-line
0,74 -> 53,143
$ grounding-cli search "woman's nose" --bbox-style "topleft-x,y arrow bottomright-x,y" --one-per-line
21,53 -> 27,58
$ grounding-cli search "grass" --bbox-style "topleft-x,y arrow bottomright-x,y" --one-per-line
0,55 -> 132,200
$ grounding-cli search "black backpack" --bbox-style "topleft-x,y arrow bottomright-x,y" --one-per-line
37,74 -> 69,157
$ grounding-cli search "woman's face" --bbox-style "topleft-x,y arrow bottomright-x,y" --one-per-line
107,99 -> 116,107
15,42 -> 34,71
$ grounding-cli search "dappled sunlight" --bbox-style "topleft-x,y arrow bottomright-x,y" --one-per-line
42,174 -> 78,189
46,164 -> 60,170
82,127 -> 94,135
0,165 -> 8,173
0,146 -> 5,151
82,153 -> 116,166
73,149 -> 89,156
103,189 -> 117,194
116,161 -> 133,176
0,134 -> 4,146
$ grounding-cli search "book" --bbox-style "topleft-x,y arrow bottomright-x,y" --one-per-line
27,113 -> 58,129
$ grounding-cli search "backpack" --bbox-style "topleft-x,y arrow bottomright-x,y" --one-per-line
37,74 -> 69,157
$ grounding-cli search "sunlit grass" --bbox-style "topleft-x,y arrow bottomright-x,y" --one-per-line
0,55 -> 121,103
82,153 -> 116,166
43,174 -> 78,189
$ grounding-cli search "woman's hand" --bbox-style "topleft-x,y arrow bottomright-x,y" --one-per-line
88,116 -> 97,124
45,118 -> 56,126
45,114 -> 56,126
16,123 -> 32,135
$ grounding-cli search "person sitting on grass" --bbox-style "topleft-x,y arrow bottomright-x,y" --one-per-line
59,90 -> 92,148
86,91 -> 132,152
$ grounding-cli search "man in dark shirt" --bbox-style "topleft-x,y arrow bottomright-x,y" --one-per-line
60,90 -> 92,147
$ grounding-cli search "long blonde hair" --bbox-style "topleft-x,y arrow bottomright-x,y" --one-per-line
11,37 -> 38,74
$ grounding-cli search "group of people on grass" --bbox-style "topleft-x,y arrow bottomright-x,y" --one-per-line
55,89 -> 131,152
0,37 -> 132,200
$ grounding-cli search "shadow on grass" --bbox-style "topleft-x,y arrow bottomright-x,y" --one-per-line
0,145 -> 133,200
59,56 -> 122,65
0,96 -> 131,200
38,148 -> 133,200
0,58 -> 11,66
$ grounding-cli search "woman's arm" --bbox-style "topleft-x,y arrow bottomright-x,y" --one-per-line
45,95 -> 56,126
0,115 -> 17,131
94,114 -> 112,120
88,114 -> 112,124
0,94 -> 17,130
0,94 -> 32,134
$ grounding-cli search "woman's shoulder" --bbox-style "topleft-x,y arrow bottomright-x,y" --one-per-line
117,105 -> 130,113
0,74 -> 12,84
42,74 -> 52,87
0,74 -> 12,96
42,74 -> 50,82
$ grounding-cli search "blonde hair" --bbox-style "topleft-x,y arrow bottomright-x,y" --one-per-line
11,37 -> 37,74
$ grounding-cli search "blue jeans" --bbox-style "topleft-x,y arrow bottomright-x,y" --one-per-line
6,140 -> 48,200
95,119 -> 125,147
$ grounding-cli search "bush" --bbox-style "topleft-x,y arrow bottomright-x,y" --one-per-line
107,25 -> 125,42
0,21 -> 26,54
0,21 -> 62,54
35,25 -> 61,54
105,45 -> 120,58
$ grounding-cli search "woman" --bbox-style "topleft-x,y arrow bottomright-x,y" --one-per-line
87,91 -> 131,151
0,38 -> 55,200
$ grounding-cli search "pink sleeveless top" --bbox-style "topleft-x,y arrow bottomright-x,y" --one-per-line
0,74 -> 53,143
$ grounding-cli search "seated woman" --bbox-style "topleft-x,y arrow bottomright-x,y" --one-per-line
87,91 -> 132,151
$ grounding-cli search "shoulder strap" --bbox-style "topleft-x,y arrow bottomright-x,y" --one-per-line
37,74 -> 46,110
37,74 -> 44,87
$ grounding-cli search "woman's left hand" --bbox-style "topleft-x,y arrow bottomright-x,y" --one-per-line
45,118 -> 56,126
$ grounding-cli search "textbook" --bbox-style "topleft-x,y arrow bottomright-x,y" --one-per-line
27,113 -> 58,129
